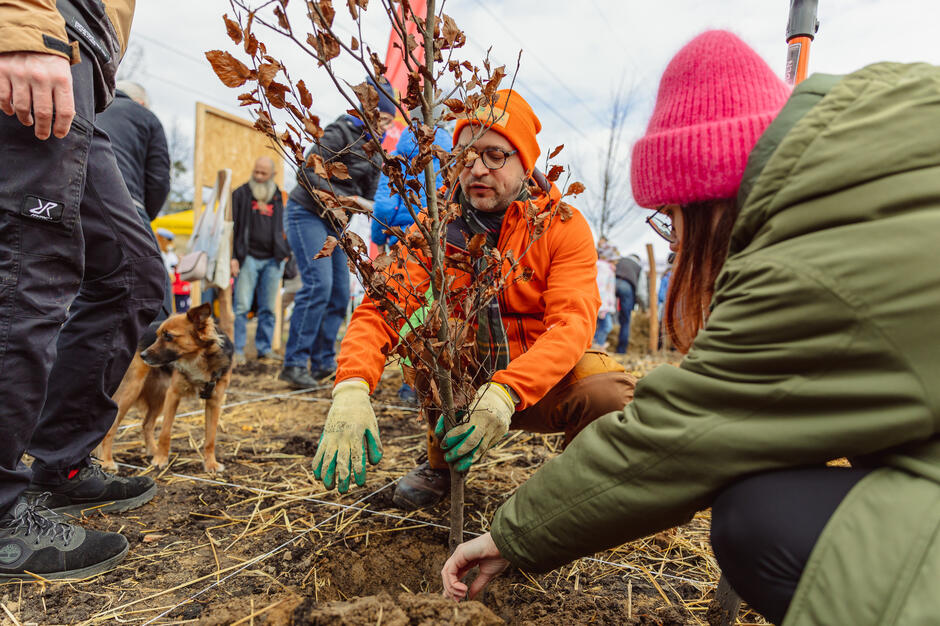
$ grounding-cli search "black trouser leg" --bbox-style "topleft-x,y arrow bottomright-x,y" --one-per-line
710,467 -> 872,625
0,59 -> 97,517
27,126 -> 165,484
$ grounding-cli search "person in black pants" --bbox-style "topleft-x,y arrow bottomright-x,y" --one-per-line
0,0 -> 164,580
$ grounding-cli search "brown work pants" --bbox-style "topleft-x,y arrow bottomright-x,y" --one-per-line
414,350 -> 636,469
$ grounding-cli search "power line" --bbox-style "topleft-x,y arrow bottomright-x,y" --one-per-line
469,0 -> 607,128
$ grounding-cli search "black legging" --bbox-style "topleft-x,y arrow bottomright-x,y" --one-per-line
710,467 -> 872,625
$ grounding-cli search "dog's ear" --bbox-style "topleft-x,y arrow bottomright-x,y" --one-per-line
187,303 -> 213,328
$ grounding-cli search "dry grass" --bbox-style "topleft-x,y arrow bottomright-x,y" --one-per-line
0,351 -> 767,625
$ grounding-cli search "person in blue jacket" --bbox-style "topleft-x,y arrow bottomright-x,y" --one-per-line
370,111 -> 453,249
369,109 -> 452,403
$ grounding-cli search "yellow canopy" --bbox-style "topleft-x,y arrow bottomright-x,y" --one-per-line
151,210 -> 195,237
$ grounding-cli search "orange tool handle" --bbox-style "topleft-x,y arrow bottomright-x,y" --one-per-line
785,35 -> 813,85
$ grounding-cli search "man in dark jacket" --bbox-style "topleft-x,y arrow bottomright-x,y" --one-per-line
231,156 -> 290,363
96,80 -> 173,321
0,0 -> 164,580
95,81 -> 170,220
613,254 -> 641,353
279,77 -> 395,389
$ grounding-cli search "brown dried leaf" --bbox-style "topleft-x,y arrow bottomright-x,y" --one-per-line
351,81 -> 378,113
312,0 -> 335,28
313,236 -> 339,259
565,181 -> 586,197
315,31 -> 341,64
351,36 -> 359,51
274,6 -> 290,30
297,79 -> 313,109
264,81 -> 290,109
305,153 -> 329,178
548,144 -> 564,159
467,233 -> 486,259
372,253 -> 394,271
237,90 -> 260,106
303,116 -> 324,139
442,98 -> 465,114
223,14 -> 243,45
257,61 -> 280,88
546,165 -> 565,182
327,161 -> 351,180
205,50 -> 251,88
557,201 -> 574,222
244,33 -> 258,56
440,14 -> 465,49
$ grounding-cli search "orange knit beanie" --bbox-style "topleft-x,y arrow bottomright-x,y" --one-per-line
453,89 -> 542,173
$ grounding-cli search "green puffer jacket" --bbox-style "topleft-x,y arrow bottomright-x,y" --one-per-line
490,62 -> 940,625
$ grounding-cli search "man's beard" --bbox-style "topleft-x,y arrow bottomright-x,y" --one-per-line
249,178 -> 277,203
463,180 -> 523,214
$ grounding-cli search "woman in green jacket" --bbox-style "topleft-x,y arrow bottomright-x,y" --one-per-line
442,30 -> 940,625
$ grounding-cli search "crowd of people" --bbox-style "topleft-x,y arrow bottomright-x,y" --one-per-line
2,3 -> 937,624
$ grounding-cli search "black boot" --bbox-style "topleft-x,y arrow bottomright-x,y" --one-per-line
0,497 -> 129,580
392,462 -> 450,510
279,366 -> 319,389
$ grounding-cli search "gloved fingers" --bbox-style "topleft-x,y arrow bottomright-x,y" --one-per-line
365,429 -> 383,465
445,435 -> 483,466
311,434 -> 331,480
446,424 -> 484,458
352,442 -> 368,486
322,451 -> 339,489
335,445 -> 352,493
434,415 -> 446,440
452,432 -> 500,472
441,423 -> 476,452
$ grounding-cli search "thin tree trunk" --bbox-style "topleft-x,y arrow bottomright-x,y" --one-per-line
419,0 -> 464,553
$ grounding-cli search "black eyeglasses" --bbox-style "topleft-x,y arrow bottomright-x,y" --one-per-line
461,147 -> 519,170
646,206 -> 675,243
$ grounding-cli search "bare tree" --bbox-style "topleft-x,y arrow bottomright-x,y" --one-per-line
581,79 -> 639,241
209,0 -> 582,552
165,120 -> 193,211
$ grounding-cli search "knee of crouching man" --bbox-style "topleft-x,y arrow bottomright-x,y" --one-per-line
133,254 -> 169,313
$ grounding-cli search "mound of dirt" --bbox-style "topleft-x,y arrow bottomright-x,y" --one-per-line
292,592 -> 503,625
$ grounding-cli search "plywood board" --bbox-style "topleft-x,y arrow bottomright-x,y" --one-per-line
193,102 -> 284,209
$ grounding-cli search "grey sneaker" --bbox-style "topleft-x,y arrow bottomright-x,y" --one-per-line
234,352 -> 247,366
26,462 -> 157,519
0,497 -> 129,580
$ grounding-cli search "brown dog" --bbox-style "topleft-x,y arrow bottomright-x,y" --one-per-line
97,303 -> 234,473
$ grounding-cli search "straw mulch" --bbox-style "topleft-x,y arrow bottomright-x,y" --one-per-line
1,345 -> 767,625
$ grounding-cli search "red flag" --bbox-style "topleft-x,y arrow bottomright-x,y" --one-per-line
381,0 -> 427,151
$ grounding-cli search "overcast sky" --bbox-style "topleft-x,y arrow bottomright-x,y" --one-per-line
128,0 -> 940,262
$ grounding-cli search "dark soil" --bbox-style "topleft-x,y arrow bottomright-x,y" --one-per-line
1,355 -> 742,625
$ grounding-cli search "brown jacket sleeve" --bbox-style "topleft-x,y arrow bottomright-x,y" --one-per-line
0,0 -> 136,63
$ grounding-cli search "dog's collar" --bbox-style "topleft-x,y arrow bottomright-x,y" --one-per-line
199,381 -> 216,400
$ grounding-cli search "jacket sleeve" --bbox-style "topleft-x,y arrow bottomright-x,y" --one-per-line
143,118 -> 171,220
295,120 -> 350,197
491,212 -> 600,408
335,230 -> 433,391
0,0 -> 77,62
490,257 -> 932,572
371,171 -> 395,246
230,186 -> 248,264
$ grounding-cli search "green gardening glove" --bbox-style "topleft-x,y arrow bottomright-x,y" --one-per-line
436,382 -> 515,472
312,379 -> 383,493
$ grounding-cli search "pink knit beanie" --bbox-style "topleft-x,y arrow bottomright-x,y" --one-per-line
631,30 -> 791,208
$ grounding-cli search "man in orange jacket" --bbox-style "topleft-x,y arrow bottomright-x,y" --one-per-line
311,90 -> 635,509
